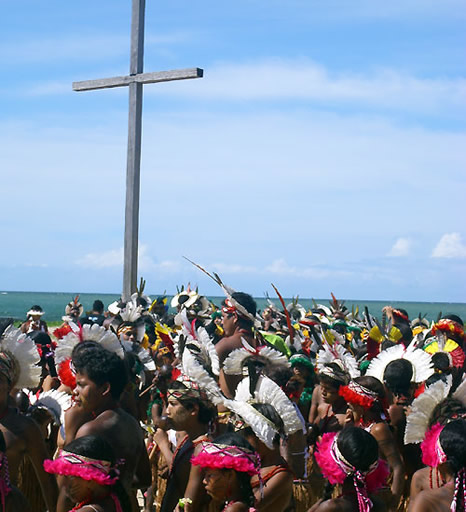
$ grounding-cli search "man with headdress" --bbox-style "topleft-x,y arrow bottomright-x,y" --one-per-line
217,292 -> 258,399
58,341 -> 150,512
154,376 -> 216,512
20,304 -> 48,334
0,325 -> 58,511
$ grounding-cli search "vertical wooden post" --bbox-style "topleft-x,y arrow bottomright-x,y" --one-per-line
123,0 -> 145,300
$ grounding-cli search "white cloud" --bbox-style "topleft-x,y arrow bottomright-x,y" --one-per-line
16,58 -> 466,116
388,238 -> 412,257
432,233 -> 466,259
75,247 -> 124,268
74,245 -> 180,272
151,59 -> 466,115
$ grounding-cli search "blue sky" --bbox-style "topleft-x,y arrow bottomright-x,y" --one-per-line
1,0 -> 465,302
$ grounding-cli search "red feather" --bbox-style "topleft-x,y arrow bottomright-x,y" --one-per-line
271,283 -> 294,343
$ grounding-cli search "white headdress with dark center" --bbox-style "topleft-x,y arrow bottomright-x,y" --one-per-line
55,323 -> 124,366
317,342 -> 359,380
29,389 -> 72,426
222,340 -> 290,376
366,341 -> 434,384
0,326 -> 41,388
174,309 -> 219,376
224,375 -> 302,449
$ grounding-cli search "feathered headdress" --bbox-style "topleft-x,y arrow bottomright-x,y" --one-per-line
423,333 -> 465,369
222,340 -> 290,376
366,341 -> 434,384
315,431 -> 390,511
0,326 -> 41,389
316,342 -> 359,381
29,389 -> 72,426
224,375 -> 302,449
55,324 -> 124,389
404,377 -> 452,445
63,295 -> 83,321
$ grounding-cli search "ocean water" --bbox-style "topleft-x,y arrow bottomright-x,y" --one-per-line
0,291 -> 465,324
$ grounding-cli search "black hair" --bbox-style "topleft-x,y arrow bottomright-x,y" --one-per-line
168,381 -> 216,425
212,433 -> 256,507
429,398 -> 466,428
242,403 -> 284,447
28,330 -> 52,345
337,426 -> 379,472
319,363 -> 349,389
354,376 -> 386,416
425,372 -> 449,388
92,300 -> 104,313
265,365 -> 293,388
230,292 -> 257,329
396,323 -> 413,344
0,430 -> 5,453
383,359 -> 413,396
431,352 -> 451,374
72,342 -> 128,400
443,314 -> 464,326
439,419 -> 466,474
64,435 -> 131,512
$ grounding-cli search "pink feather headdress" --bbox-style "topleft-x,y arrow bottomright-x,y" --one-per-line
43,450 -> 121,486
315,432 -> 389,512
191,442 -> 261,477
421,423 -> 447,467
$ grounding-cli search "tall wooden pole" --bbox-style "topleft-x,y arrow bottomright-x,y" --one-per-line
123,0 -> 145,300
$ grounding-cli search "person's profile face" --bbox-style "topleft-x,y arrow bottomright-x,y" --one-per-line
320,382 -> 340,404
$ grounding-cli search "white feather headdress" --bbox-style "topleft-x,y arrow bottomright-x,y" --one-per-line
223,342 -> 290,376
181,348 -> 223,406
404,377 -> 452,445
235,375 -> 303,436
0,326 -> 41,389
55,323 -> 124,365
366,341 -> 434,384
223,375 -> 302,449
316,342 -> 359,379
29,389 -> 72,426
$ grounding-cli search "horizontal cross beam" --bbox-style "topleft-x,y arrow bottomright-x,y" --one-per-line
72,67 -> 203,92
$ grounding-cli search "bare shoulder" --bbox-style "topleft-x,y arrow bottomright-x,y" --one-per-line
76,407 -> 143,440
409,487 -> 452,512
215,335 -> 241,356
370,421 -> 392,439
312,499 -> 350,512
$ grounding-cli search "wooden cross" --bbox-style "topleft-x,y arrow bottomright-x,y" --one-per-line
72,0 -> 203,300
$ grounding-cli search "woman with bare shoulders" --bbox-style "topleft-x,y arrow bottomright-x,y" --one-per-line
309,426 -> 389,512
340,376 -> 405,510
410,419 -> 466,512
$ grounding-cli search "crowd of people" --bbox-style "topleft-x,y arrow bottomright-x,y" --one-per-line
0,277 -> 465,512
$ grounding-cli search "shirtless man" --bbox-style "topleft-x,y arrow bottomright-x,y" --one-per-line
216,293 -> 257,399
58,341 -> 151,512
154,378 -> 215,512
308,362 -> 349,437
0,355 -> 58,511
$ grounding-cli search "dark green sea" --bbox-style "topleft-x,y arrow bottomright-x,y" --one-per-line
0,291 -> 465,324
